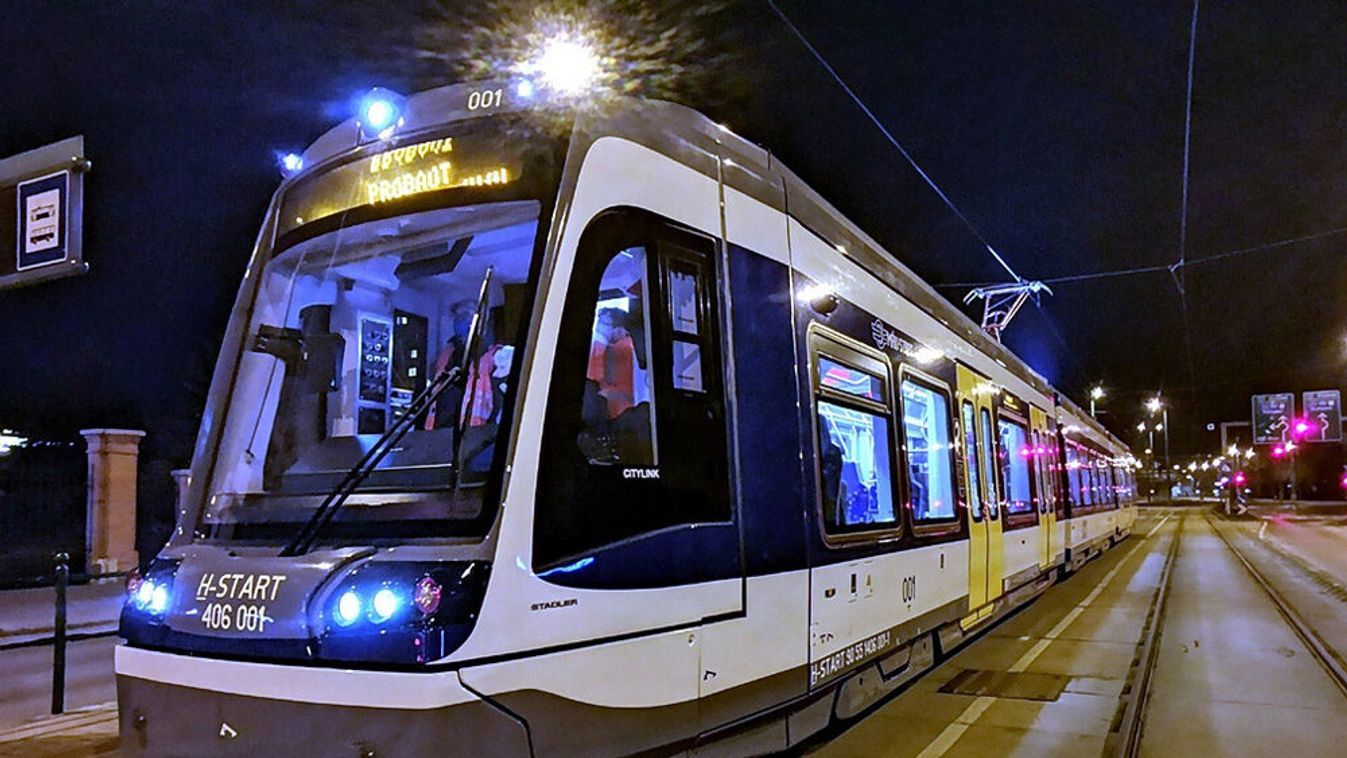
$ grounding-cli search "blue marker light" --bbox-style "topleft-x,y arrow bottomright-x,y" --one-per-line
358,87 -> 406,140
278,152 -> 304,176
515,78 -> 536,99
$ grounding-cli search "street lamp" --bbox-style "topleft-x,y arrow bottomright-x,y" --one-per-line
1146,396 -> 1170,496
1090,385 -> 1105,418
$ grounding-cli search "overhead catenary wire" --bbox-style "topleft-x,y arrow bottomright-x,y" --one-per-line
1174,0 -> 1202,397
764,0 -> 1025,284
934,224 -> 1347,290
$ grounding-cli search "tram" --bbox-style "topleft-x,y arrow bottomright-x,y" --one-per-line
115,78 -> 1137,756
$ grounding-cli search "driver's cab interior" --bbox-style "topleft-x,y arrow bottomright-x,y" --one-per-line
210,200 -> 540,516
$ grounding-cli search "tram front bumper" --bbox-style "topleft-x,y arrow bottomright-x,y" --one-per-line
115,646 -> 530,757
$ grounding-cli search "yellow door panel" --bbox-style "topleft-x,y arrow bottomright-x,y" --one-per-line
1030,406 -> 1055,570
958,366 -> 1002,627
956,366 -> 986,629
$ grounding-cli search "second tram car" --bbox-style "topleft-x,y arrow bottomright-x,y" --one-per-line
115,79 -> 1137,756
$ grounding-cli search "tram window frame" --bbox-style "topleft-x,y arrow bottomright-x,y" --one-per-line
979,407 -> 1000,520
898,368 -> 960,533
1031,428 -> 1049,515
808,326 -> 902,541
1044,431 -> 1062,516
961,401 -> 983,523
997,412 -> 1038,527
533,207 -> 733,572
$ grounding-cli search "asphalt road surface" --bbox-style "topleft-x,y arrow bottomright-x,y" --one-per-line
0,636 -> 117,730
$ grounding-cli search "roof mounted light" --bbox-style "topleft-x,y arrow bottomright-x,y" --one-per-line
358,87 -> 406,141
277,151 -> 304,177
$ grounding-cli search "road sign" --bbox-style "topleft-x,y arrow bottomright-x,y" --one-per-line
1302,390 -> 1342,443
0,136 -> 89,291
1252,392 -> 1295,444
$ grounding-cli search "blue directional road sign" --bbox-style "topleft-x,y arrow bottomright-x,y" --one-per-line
1252,392 -> 1295,445
1302,390 -> 1343,443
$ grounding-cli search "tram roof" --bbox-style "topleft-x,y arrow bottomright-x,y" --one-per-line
297,81 -> 1125,454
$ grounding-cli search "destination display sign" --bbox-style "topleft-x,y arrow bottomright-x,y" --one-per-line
1252,392 -> 1295,445
0,136 -> 89,291
1302,390 -> 1343,443
278,130 -> 522,237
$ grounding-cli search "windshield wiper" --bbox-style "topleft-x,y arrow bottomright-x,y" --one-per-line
280,266 -> 495,557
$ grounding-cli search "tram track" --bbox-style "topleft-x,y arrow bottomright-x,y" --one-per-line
1205,512 -> 1347,700
1113,512 -> 1347,758
1106,512 -> 1184,758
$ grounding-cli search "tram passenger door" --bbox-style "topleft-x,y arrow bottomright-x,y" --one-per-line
958,366 -> 1001,627
1030,407 -> 1056,569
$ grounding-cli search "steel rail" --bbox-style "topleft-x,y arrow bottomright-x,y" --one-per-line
1206,512 -> 1347,700
1108,513 -> 1184,758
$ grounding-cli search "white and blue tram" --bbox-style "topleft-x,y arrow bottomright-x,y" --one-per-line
115,79 -> 1137,756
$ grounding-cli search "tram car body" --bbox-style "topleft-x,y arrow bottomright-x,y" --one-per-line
115,80 -> 1137,756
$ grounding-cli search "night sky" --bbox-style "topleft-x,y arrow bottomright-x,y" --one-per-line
2,1 -> 1344,460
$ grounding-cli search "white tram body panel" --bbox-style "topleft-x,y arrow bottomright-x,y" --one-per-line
114,81 -> 1142,757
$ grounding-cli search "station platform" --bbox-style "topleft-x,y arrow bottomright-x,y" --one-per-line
807,505 -> 1347,757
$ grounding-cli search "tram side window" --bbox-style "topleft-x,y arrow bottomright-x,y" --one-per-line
962,402 -> 983,521
997,418 -> 1034,516
813,348 -> 898,533
1066,444 -> 1084,508
901,379 -> 956,522
534,211 -> 730,570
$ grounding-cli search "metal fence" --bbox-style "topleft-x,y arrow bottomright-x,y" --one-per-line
0,440 -> 87,586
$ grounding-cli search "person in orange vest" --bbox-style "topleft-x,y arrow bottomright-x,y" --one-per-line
587,308 -> 636,419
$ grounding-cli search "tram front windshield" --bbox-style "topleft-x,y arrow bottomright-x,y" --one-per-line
201,130 -> 555,542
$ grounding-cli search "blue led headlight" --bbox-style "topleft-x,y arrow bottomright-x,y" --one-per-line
122,560 -> 179,623
314,561 -> 489,665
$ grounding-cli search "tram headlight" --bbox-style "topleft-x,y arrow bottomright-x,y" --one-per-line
135,579 -> 155,609
314,561 -> 489,664
124,560 -> 178,619
371,588 -> 401,623
334,590 -> 362,626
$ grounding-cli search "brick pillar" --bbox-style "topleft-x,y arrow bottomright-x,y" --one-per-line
82,429 -> 145,574
171,468 -> 192,531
